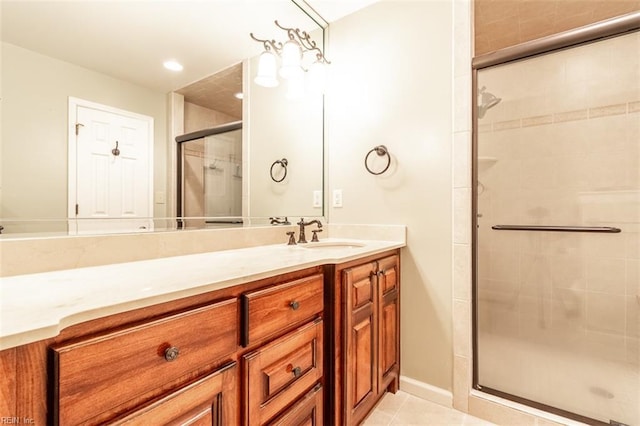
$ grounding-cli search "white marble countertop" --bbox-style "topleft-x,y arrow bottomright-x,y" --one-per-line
0,238 -> 404,351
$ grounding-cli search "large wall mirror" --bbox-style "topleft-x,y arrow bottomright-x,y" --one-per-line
0,0 -> 326,237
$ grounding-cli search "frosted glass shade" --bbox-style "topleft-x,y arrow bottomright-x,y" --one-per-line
254,51 -> 279,87
279,40 -> 302,79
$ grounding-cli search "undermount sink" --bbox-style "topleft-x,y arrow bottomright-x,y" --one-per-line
300,241 -> 366,249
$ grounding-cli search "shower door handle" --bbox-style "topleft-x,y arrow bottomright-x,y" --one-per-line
492,225 -> 621,233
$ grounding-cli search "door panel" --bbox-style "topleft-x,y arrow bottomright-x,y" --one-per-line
343,263 -> 378,424
72,101 -> 153,234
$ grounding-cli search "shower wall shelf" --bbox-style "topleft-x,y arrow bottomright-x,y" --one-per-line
477,156 -> 498,172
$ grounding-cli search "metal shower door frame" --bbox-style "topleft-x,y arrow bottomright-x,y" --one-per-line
471,11 -> 640,425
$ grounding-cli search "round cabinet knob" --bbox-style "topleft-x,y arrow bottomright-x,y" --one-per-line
289,301 -> 300,310
164,346 -> 180,362
292,366 -> 302,378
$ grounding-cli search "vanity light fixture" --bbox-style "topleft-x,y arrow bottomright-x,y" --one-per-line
250,20 -> 330,95
163,60 -> 183,72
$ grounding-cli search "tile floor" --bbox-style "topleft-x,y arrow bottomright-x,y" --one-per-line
363,391 -> 496,425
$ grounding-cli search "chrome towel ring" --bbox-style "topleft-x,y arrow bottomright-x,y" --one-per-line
270,158 -> 288,182
364,145 -> 391,175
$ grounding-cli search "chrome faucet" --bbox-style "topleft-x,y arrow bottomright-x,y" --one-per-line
297,218 -> 322,243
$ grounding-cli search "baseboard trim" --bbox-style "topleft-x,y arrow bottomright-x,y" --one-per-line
399,376 -> 453,408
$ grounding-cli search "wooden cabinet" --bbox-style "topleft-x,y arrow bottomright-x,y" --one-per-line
242,274 -> 325,425
112,362 -> 237,425
1,252 -> 401,426
243,319 -> 323,425
269,383 -> 323,426
241,273 -> 324,347
51,298 -> 238,425
377,255 -> 400,395
329,252 -> 400,426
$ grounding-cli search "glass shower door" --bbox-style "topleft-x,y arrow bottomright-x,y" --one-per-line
475,31 -> 639,425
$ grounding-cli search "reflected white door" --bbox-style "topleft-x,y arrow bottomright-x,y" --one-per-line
69,98 -> 153,234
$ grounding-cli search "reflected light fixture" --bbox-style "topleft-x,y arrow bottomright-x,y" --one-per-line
250,20 -> 330,94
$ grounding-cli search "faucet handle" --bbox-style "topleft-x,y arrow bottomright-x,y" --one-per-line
311,229 -> 323,242
286,231 -> 297,245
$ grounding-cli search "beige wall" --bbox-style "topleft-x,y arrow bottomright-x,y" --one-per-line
327,1 -> 454,390
474,0 -> 640,55
1,42 -> 168,232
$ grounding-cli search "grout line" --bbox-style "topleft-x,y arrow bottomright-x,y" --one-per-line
483,99 -> 640,133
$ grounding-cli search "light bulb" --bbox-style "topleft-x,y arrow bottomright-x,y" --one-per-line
279,40 -> 302,79
254,51 -> 279,88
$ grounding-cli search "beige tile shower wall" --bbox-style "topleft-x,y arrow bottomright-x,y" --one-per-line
476,32 -> 640,368
453,0 -> 473,414
183,102 -> 237,134
474,0 -> 640,55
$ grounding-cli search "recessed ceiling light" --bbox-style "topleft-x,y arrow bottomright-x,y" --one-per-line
234,92 -> 244,100
163,60 -> 183,72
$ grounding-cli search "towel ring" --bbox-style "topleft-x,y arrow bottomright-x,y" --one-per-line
270,158 -> 288,182
364,145 -> 391,175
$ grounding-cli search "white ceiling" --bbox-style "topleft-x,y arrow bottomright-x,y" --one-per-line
307,0 -> 380,23
1,0 -> 380,95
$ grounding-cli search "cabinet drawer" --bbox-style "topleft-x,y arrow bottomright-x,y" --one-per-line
51,298 -> 238,425
242,273 -> 323,346
113,362 -> 237,426
268,383 -> 323,426
243,319 -> 323,425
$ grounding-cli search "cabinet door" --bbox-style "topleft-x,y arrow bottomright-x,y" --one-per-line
112,362 -> 237,425
343,261 -> 378,425
377,255 -> 400,392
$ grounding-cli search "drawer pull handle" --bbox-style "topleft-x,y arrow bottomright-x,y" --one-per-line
164,346 -> 180,362
289,300 -> 300,310
292,366 -> 302,378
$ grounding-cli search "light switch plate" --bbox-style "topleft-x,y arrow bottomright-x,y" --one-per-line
313,190 -> 322,208
155,191 -> 166,204
333,189 -> 343,208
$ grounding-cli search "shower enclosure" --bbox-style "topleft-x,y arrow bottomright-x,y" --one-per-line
176,121 -> 243,229
474,19 -> 639,426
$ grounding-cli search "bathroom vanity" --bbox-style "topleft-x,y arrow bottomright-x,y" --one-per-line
0,239 -> 402,425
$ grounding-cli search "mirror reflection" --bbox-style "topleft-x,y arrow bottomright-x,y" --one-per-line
177,122 -> 243,229
0,0 -> 325,238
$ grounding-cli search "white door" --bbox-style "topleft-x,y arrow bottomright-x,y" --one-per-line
69,98 -> 154,234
